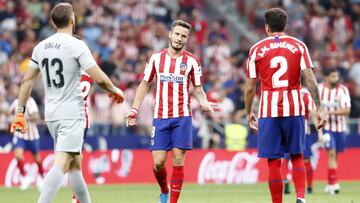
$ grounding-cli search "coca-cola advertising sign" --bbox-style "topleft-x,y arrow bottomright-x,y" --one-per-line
0,149 -> 359,186
197,152 -> 260,184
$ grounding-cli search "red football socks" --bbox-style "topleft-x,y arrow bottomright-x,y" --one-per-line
267,158 -> 283,203
281,159 -> 290,180
291,154 -> 306,199
328,168 -> 337,185
17,159 -> 26,176
154,167 -> 169,194
170,166 -> 184,203
37,161 -> 44,177
304,161 -> 313,188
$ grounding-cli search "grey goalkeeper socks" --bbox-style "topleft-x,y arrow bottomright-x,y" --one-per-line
37,166 -> 64,203
69,170 -> 91,203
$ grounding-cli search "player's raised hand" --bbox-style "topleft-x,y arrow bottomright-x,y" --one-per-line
314,108 -> 326,130
200,101 -> 217,113
10,113 -> 28,134
109,87 -> 124,103
247,112 -> 258,130
125,108 -> 138,127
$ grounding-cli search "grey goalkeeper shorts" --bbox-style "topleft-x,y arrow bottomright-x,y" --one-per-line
46,119 -> 85,153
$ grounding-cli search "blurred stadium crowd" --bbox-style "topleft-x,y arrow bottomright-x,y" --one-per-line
0,0 -> 359,149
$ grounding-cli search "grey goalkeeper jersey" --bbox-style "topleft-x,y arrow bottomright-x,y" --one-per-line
28,32 -> 96,121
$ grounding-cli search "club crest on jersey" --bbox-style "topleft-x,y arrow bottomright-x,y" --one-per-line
180,62 -> 187,71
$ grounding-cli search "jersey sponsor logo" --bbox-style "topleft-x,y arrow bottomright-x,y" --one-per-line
321,100 -> 339,108
159,73 -> 185,84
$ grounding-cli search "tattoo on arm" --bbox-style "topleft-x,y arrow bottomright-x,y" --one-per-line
195,86 -> 207,104
302,69 -> 321,109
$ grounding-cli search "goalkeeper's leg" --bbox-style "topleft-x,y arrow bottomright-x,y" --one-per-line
37,152 -> 71,203
68,155 -> 91,203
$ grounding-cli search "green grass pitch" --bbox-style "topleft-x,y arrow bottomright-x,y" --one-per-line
0,182 -> 358,203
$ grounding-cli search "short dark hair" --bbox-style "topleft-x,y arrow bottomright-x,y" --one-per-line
171,20 -> 192,31
322,67 -> 338,77
264,8 -> 287,32
50,3 -> 73,29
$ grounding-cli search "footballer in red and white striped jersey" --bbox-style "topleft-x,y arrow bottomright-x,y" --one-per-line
80,71 -> 93,129
319,67 -> 351,195
247,34 -> 313,118
126,20 -> 214,203
244,9 -> 326,203
9,97 -> 40,140
10,96 -> 44,183
301,87 -> 316,133
319,82 -> 351,133
143,49 -> 202,119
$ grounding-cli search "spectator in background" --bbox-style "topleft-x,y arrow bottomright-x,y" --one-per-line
224,114 -> 248,151
190,9 -> 207,46
147,0 -> 172,25
231,36 -> 250,68
333,8 -> 353,47
309,6 -> 329,49
0,1 -> 16,32
0,31 -> 15,57
0,91 -> 8,133
179,0 -> 200,15
100,50 -> 119,78
205,34 -> 232,82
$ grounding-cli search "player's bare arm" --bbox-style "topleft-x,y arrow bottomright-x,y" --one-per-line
86,65 -> 124,103
301,68 -> 326,129
18,68 -> 40,109
132,80 -> 150,110
193,85 -> 214,113
10,68 -> 40,133
28,111 -> 40,122
244,77 -> 258,130
327,108 -> 351,116
125,80 -> 150,127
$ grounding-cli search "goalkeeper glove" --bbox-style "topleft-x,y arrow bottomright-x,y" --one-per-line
10,112 -> 28,134
109,87 -> 124,103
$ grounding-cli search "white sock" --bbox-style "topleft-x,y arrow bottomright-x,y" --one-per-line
69,170 -> 91,203
37,166 -> 64,203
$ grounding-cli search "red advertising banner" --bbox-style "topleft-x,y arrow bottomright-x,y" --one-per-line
1,149 -> 359,187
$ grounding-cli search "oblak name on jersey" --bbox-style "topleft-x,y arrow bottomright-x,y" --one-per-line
247,35 -> 313,118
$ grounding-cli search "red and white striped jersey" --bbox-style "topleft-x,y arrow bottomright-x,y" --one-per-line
301,88 -> 316,134
81,72 -> 93,129
143,49 -> 203,119
9,97 -> 40,140
247,35 -> 313,118
319,83 -> 351,132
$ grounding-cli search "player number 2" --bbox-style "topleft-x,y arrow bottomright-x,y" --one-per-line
270,56 -> 288,88
41,58 -> 65,88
